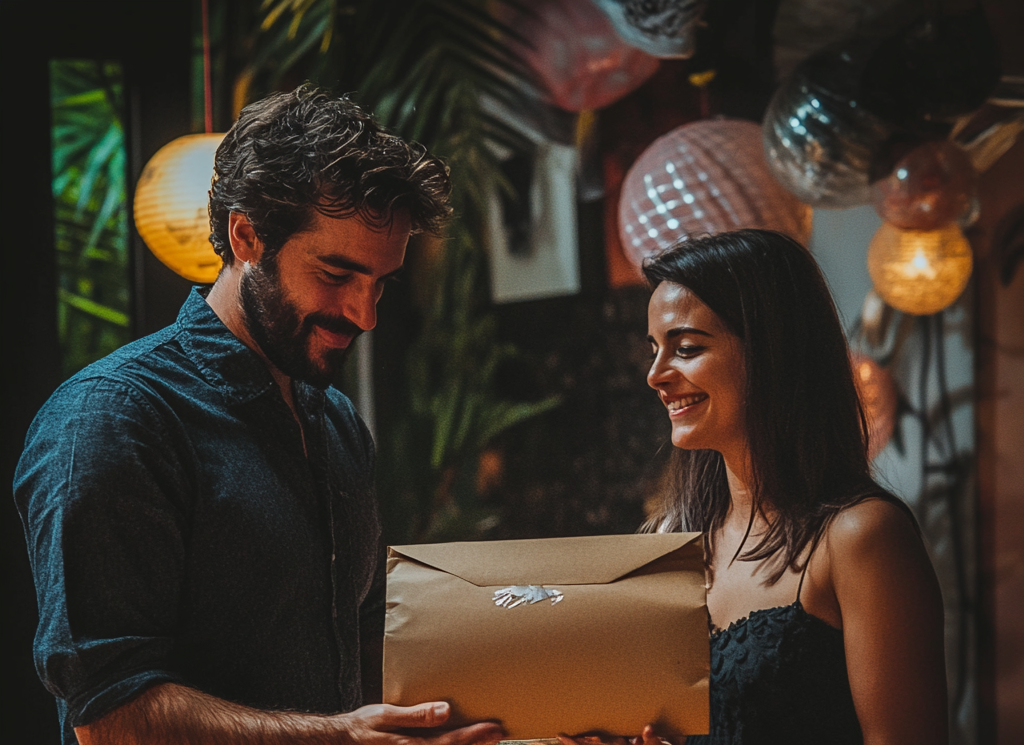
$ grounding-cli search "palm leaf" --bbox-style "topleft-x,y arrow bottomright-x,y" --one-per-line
50,59 -> 130,378
247,0 -> 561,540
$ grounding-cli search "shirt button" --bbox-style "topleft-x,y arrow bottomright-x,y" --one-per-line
331,553 -> 336,561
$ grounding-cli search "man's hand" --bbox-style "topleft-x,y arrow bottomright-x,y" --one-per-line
336,702 -> 505,745
75,683 -> 505,745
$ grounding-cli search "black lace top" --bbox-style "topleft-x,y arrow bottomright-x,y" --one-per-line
688,557 -> 863,744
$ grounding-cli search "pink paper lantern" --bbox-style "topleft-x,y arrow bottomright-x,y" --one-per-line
510,0 -> 660,112
618,119 -> 812,267
851,353 -> 898,461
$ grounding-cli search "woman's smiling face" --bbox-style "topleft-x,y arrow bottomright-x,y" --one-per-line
647,282 -> 748,462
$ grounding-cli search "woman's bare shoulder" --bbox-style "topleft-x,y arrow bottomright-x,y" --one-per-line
821,500 -> 947,744
825,496 -> 921,560
823,496 -> 940,613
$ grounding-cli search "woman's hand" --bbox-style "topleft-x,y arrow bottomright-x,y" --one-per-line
557,724 -> 681,745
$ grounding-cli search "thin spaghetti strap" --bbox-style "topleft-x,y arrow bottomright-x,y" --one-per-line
796,526 -> 826,604
703,532 -> 712,590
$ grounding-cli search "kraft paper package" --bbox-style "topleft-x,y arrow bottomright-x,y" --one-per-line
383,533 -> 709,740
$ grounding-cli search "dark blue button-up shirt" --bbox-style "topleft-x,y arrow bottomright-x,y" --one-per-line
14,288 -> 384,744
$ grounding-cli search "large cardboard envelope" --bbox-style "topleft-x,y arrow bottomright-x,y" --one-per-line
383,533 -> 708,739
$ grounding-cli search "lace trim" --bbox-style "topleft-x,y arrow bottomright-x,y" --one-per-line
709,600 -> 841,639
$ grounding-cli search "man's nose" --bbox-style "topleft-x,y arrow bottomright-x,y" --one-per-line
342,284 -> 379,332
348,288 -> 376,329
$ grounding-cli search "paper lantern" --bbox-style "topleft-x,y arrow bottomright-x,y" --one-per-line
867,223 -> 973,316
851,353 -> 898,461
762,50 -> 892,209
618,118 -> 812,266
134,133 -> 224,283
508,0 -> 659,112
592,0 -> 707,59
873,141 -> 978,231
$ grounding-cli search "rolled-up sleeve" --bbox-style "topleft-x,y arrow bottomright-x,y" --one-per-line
14,376 -> 191,727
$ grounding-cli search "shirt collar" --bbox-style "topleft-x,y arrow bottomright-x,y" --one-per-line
176,287 -> 278,404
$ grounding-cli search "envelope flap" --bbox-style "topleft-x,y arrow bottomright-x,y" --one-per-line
388,532 -> 702,586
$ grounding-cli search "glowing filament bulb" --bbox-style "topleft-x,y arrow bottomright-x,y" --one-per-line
867,222 -> 972,315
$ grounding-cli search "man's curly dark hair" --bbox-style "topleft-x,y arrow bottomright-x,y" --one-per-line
209,84 -> 452,265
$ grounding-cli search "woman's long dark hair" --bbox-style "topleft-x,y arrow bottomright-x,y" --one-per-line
640,229 -> 905,583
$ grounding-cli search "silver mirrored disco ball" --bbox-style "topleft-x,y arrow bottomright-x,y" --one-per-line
762,54 -> 893,209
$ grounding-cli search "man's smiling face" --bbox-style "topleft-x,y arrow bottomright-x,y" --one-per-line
240,208 -> 409,388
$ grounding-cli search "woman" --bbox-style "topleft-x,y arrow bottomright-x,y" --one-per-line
641,229 -> 947,744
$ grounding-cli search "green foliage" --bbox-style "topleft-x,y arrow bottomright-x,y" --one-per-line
249,0 -> 558,542
50,60 -> 130,379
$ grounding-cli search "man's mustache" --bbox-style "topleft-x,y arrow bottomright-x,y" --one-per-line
303,313 -> 363,340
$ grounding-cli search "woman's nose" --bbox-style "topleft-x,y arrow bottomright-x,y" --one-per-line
647,353 -> 671,390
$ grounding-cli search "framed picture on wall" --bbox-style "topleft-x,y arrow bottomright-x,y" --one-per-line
483,103 -> 580,304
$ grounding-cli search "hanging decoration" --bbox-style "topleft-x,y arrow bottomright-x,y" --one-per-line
762,48 -> 893,209
618,118 -> 812,267
591,0 -> 708,59
133,0 -> 223,283
858,288 -> 893,349
859,4 -> 1001,130
850,352 -> 898,461
872,141 -> 978,231
509,0 -> 659,113
867,223 -> 973,316
134,133 -> 225,283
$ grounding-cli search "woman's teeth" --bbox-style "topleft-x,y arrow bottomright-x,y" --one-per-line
667,394 -> 707,411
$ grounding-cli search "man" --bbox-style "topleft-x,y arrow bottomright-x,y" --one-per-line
15,85 -> 505,745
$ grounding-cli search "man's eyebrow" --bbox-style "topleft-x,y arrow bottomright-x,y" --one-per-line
318,255 -> 404,280
646,327 -> 713,343
318,255 -> 372,273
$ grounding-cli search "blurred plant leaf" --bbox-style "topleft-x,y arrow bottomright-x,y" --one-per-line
246,0 -> 556,542
50,60 -> 130,378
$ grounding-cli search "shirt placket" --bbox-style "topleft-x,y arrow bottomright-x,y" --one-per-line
298,386 -> 360,709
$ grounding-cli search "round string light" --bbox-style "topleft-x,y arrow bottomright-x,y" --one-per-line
867,222 -> 973,315
618,118 -> 812,267
873,141 -> 978,231
133,133 -> 224,284
850,353 -> 898,461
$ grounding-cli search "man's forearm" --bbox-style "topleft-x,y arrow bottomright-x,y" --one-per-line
74,682 -> 349,745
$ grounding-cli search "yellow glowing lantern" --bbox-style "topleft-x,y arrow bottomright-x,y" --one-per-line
133,133 -> 225,283
866,222 -> 973,315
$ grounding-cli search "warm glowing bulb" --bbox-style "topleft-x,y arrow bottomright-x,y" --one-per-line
850,353 -> 898,461
906,247 -> 937,280
133,133 -> 225,283
867,222 -> 972,315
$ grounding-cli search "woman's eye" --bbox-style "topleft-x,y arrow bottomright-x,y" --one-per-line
676,345 -> 705,358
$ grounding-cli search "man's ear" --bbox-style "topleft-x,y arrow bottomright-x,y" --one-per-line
228,212 -> 263,264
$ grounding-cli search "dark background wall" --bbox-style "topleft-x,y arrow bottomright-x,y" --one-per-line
3,2 -> 194,741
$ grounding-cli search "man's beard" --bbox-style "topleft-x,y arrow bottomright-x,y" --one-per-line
238,257 -> 361,389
